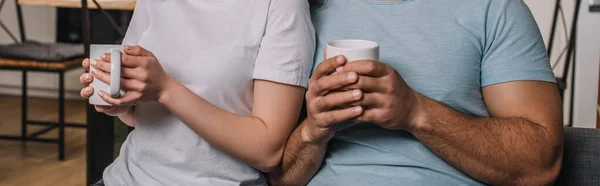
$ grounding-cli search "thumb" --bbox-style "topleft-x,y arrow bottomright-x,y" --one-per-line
123,45 -> 153,57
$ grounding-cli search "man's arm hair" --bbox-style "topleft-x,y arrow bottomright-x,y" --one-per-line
267,119 -> 327,186
410,81 -> 564,185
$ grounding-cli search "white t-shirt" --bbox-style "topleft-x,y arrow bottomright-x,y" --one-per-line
102,1 -> 315,185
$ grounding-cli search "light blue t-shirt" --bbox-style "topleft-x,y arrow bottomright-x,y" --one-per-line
308,0 -> 555,185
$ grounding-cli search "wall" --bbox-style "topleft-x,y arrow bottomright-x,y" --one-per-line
0,2 -> 84,99
573,4 -> 600,128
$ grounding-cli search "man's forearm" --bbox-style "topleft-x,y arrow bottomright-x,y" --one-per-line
268,119 -> 327,186
410,96 -> 563,185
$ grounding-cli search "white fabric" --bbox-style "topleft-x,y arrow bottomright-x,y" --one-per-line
102,0 -> 315,185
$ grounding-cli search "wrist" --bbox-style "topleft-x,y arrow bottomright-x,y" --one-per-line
407,91 -> 430,134
157,76 -> 178,104
300,118 -> 330,146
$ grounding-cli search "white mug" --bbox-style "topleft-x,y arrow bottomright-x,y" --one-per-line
326,39 -> 379,61
89,44 -> 125,106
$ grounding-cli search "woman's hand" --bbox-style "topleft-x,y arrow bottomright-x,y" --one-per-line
90,45 -> 174,106
79,58 -> 133,117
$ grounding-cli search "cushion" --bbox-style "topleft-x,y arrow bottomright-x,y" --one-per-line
0,41 -> 83,62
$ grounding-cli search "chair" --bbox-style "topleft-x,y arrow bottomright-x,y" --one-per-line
0,0 -> 86,161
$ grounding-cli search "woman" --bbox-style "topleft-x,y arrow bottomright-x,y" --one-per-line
79,0 -> 315,185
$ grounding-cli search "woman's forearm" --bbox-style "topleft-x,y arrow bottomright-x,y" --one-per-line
157,78 -> 290,172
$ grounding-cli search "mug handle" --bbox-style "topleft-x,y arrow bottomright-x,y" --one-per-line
109,48 -> 121,97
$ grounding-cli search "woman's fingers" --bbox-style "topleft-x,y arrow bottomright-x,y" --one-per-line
98,90 -> 140,106
120,78 -> 145,92
101,52 -> 140,68
94,105 -> 115,112
91,67 -> 110,84
92,58 -> 146,80
80,86 -> 94,98
82,58 -> 90,72
79,73 -> 93,85
121,67 -> 147,81
91,59 -> 111,74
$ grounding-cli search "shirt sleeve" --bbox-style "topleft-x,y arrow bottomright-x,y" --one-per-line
252,0 -> 316,89
480,0 -> 556,87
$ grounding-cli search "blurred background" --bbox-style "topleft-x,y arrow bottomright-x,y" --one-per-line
0,0 -> 598,185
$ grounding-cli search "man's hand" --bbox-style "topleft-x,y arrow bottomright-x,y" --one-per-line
338,60 -> 421,130
267,55 -> 365,186
303,55 -> 364,144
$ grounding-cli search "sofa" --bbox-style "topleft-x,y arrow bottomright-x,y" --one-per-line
555,127 -> 600,185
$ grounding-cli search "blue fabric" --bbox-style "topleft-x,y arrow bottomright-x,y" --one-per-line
308,0 -> 556,185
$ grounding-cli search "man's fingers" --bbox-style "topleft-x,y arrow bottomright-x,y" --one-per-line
80,86 -> 94,98
316,89 -> 362,111
312,55 -> 346,79
338,76 -> 384,93
339,60 -> 388,77
317,106 -> 363,125
98,90 -> 139,106
79,73 -> 93,85
82,58 -> 90,72
355,108 -> 383,123
346,93 -> 384,108
123,45 -> 153,57
310,72 -> 358,96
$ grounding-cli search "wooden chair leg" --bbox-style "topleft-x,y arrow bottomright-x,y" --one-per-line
21,70 -> 27,140
58,72 -> 65,161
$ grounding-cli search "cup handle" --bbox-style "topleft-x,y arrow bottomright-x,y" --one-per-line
109,49 -> 121,97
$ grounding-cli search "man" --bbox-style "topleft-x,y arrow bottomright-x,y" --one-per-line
268,0 -> 563,185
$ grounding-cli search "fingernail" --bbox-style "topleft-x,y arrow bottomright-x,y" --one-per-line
352,90 -> 361,98
336,67 -> 344,73
83,58 -> 89,65
85,74 -> 90,80
347,72 -> 357,82
100,54 -> 106,59
97,91 -> 103,97
354,107 -> 363,114
91,59 -> 97,66
125,45 -> 133,51
336,56 -> 345,64
86,87 -> 92,92
90,70 -> 96,75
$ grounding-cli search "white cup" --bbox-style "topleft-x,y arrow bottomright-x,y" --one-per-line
89,44 -> 125,106
326,40 -> 379,61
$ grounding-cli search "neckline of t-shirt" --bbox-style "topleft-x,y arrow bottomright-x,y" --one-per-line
360,0 -> 415,5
